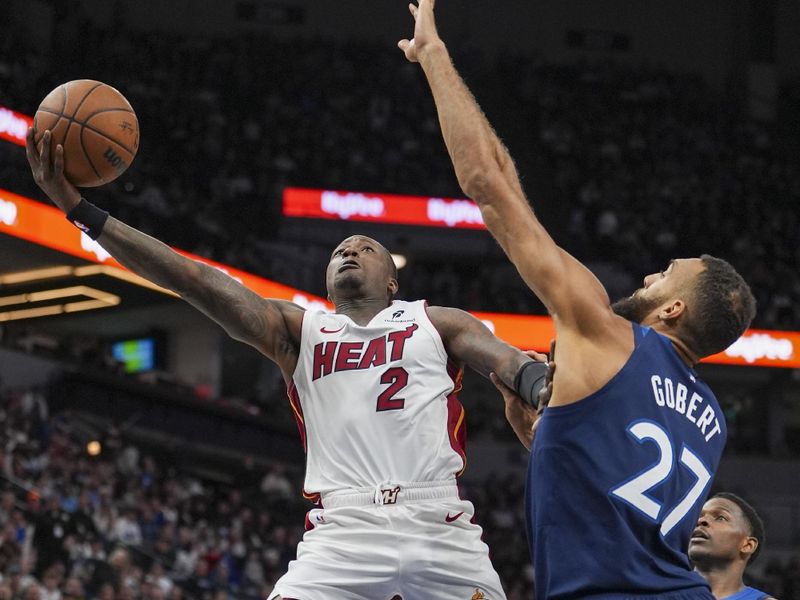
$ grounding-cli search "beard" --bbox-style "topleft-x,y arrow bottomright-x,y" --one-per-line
611,290 -> 663,324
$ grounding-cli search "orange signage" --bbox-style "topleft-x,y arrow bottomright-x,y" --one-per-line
1,188 -> 798,369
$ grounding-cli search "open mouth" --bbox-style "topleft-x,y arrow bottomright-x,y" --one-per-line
690,529 -> 710,542
338,261 -> 359,273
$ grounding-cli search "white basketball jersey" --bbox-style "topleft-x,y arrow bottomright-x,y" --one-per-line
289,300 -> 466,499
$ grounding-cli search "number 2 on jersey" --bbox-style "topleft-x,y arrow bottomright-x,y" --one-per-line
377,367 -> 409,411
610,420 -> 712,536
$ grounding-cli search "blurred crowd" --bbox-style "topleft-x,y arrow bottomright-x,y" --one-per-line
0,384 -> 307,600
1,12 -> 799,327
1,384 -> 798,600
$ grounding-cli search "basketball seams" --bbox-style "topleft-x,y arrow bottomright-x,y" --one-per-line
79,127 -> 107,185
35,108 -> 137,154
81,123 -> 137,155
68,81 -> 104,120
84,106 -> 135,117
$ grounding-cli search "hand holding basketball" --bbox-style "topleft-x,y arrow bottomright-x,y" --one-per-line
26,126 -> 81,213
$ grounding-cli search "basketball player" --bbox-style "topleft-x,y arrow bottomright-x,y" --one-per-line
26,127 -> 549,599
690,494 -> 776,600
400,1 -> 757,598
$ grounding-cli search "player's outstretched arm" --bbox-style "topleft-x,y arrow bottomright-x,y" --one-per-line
399,2 -> 613,335
26,128 -> 302,371
428,305 -> 546,403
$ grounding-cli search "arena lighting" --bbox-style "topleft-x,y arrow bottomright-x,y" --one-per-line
86,440 -> 102,456
73,264 -> 176,296
391,254 -> 407,269
0,264 -> 176,296
0,266 -> 73,284
0,286 -> 120,322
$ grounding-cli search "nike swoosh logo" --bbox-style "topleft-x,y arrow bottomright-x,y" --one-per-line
445,511 -> 464,523
320,325 -> 345,334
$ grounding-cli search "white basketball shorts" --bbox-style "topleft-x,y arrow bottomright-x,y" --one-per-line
267,481 -> 506,600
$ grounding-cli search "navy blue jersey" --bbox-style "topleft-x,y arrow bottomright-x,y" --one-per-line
722,587 -> 771,600
527,324 -> 726,599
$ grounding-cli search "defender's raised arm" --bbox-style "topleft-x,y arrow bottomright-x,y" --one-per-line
399,1 -> 612,335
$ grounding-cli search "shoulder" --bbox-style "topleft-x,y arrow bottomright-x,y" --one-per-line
425,305 -> 484,332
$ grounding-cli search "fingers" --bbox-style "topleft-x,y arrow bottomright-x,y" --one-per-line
25,127 -> 40,168
545,360 -> 556,384
525,350 -> 548,363
408,2 -> 417,19
41,130 -> 52,175
54,144 -> 65,177
489,372 -> 515,396
398,39 -> 410,51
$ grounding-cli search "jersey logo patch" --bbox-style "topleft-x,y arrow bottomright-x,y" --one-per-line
385,308 -> 415,323
320,325 -> 346,334
445,511 -> 464,523
471,589 -> 486,600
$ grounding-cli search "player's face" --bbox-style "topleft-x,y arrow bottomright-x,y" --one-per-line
688,498 -> 752,565
612,258 -> 705,323
326,236 -> 395,301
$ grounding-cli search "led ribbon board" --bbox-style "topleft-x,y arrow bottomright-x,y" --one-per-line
2,198 -> 797,366
283,187 -> 486,230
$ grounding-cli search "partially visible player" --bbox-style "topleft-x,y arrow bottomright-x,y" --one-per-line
690,494 -> 777,600
26,127 -> 549,599
400,1 -> 757,598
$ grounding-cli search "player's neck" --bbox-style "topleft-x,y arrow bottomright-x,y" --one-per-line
334,296 -> 391,325
695,562 -> 746,599
650,324 -> 699,367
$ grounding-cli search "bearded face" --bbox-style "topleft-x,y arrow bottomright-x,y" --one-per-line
611,290 -> 665,324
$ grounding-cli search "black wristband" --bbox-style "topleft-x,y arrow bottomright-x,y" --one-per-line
514,360 -> 548,410
66,198 -> 109,240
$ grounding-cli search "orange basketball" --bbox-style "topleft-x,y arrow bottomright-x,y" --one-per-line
33,80 -> 139,187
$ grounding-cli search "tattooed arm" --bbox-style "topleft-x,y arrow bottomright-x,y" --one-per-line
26,127 -> 303,376
99,219 -> 303,370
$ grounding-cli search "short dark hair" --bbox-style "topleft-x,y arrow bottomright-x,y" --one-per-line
713,492 -> 765,564
683,255 -> 756,358
382,246 -> 398,281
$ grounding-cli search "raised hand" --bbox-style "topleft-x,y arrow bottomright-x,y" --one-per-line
398,0 -> 444,63
491,349 -> 550,451
25,127 -> 81,213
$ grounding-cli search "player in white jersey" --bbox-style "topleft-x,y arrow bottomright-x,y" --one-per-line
25,126 -> 547,600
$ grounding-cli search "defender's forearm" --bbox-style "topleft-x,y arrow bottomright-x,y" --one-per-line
418,43 -> 516,199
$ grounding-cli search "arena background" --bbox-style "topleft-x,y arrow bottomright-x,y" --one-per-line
1,0 -> 799,598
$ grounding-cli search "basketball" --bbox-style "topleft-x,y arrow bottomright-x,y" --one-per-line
33,79 -> 139,187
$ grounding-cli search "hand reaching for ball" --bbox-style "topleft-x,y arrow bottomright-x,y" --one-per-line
26,127 -> 81,214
